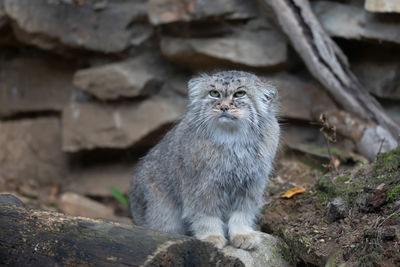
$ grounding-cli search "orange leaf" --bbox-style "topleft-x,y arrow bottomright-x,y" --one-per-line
281,187 -> 307,199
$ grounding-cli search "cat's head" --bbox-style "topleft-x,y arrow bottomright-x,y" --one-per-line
187,71 -> 277,134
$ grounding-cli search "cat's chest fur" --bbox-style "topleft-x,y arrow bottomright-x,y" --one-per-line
184,135 -> 265,183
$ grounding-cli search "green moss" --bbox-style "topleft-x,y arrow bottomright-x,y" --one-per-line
358,253 -> 382,267
318,177 -> 337,195
387,185 -> 400,202
277,242 -> 293,263
301,190 -> 314,198
335,176 -> 350,183
316,175 -> 363,205
374,148 -> 400,177
316,191 -> 331,203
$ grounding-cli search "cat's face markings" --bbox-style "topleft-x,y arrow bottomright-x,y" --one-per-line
204,76 -> 253,126
188,71 -> 277,131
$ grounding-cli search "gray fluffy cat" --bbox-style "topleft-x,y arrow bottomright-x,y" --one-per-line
129,71 -> 279,250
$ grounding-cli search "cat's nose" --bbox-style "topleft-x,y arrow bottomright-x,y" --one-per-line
220,104 -> 229,111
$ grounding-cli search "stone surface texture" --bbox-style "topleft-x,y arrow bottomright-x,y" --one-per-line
161,19 -> 287,69
58,192 -> 122,221
326,197 -> 350,222
222,233 -> 294,267
313,1 -> 400,44
365,0 -> 400,13
265,73 -> 337,121
4,0 -> 151,52
62,94 -> 186,152
0,54 -> 75,117
352,59 -> 400,99
73,54 -> 166,100
148,0 -> 258,25
0,118 -> 66,186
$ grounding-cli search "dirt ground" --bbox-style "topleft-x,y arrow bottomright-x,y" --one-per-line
262,148 -> 400,267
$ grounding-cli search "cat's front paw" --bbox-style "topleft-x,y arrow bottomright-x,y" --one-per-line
201,235 -> 227,249
230,231 -> 261,250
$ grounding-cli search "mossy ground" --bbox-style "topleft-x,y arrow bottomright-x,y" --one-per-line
262,148 -> 400,267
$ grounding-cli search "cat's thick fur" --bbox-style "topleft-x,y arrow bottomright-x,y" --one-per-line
129,71 -> 280,250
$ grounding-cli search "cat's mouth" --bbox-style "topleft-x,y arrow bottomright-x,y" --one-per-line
218,112 -> 236,122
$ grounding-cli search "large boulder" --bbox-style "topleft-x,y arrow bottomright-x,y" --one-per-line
73,54 -> 168,100
0,53 -> 75,117
4,0 -> 152,53
161,19 -> 287,69
313,1 -> 400,44
148,0 -> 258,25
62,94 -> 186,152
0,118 -> 66,187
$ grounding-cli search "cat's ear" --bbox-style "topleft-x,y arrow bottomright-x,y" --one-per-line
188,74 -> 208,101
259,82 -> 277,103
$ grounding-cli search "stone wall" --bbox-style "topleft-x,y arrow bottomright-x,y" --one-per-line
1,0 -> 400,194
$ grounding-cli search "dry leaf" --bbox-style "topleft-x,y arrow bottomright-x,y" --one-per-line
281,187 -> 307,199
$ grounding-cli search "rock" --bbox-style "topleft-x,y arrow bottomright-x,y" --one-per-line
382,100 -> 400,126
0,117 -> 66,186
160,19 -> 287,69
281,122 -> 326,148
365,0 -> 400,13
164,72 -> 191,96
62,94 -> 186,152
222,233 -> 294,267
264,73 -> 337,121
58,192 -> 120,221
66,163 -> 133,197
352,59 -> 400,100
313,1 -> 400,45
364,186 -> 390,212
4,0 -> 152,53
148,0 -> 258,25
356,125 -> 398,161
73,54 -> 167,100
0,53 -> 75,117
326,197 -> 350,222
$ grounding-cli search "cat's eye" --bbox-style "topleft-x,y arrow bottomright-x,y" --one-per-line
233,91 -> 246,98
209,90 -> 220,98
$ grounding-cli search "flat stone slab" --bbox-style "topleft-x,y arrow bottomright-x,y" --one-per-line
161,19 -> 287,69
0,54 -> 75,117
365,0 -> 400,13
313,1 -> 400,44
62,95 -> 186,152
0,117 -> 66,186
265,73 -> 337,121
4,0 -> 152,53
148,0 -> 258,25
352,58 -> 400,100
73,54 -> 167,100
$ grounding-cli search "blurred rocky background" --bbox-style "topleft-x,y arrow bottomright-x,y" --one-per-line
0,0 -> 400,265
